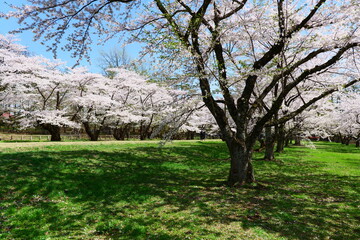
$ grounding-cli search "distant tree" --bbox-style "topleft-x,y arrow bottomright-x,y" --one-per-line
180,106 -> 218,139
98,47 -> 131,77
306,90 -> 360,147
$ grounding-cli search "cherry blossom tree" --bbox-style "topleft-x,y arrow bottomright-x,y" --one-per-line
5,59 -> 76,141
105,68 -> 161,141
66,67 -> 113,141
68,67 -> 186,141
0,35 -> 78,141
338,92 -> 360,147
3,0 -> 360,186
0,34 -> 28,107
101,61 -> 198,141
180,106 -> 218,139
305,90 -> 360,147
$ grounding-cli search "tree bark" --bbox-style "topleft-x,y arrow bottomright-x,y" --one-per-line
254,132 -> 265,152
41,124 -> 61,141
83,122 -> 101,141
226,138 -> 255,187
140,116 -> 153,140
264,126 -> 275,161
113,124 -> 129,140
294,135 -> 302,146
344,136 -> 351,145
186,131 -> 195,140
285,137 -> 290,147
276,123 -> 286,152
333,134 -> 341,143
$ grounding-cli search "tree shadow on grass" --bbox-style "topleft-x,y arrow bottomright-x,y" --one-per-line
249,169 -> 360,239
0,143 -> 228,239
0,142 -> 359,239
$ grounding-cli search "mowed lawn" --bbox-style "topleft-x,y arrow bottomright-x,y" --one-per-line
0,140 -> 359,239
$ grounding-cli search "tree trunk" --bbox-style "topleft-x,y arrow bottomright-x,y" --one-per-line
139,121 -> 147,140
147,128 -> 153,139
264,126 -> 275,161
113,128 -> 125,140
294,135 -> 301,146
226,139 -> 255,187
285,137 -> 290,147
339,134 -> 346,144
254,133 -> 265,152
41,124 -> 61,141
276,123 -> 286,153
83,122 -> 100,141
140,116 -> 153,140
356,138 -> 360,148
113,125 -> 129,140
186,131 -> 195,140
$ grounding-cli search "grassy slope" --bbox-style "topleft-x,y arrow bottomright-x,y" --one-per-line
0,140 -> 359,240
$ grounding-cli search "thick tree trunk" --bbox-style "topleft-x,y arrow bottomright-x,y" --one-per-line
226,139 -> 255,187
356,138 -> 360,148
264,126 -> 275,161
83,122 -> 100,141
41,124 -> 61,141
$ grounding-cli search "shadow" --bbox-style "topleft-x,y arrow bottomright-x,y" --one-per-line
0,141 -> 359,239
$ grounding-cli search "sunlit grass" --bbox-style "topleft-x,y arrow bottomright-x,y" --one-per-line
0,140 -> 359,239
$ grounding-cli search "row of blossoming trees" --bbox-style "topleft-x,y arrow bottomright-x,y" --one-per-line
1,34 -> 359,149
0,35 -> 221,141
1,33 -> 360,145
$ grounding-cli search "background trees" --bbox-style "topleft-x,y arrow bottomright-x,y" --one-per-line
2,1 -> 360,185
0,34 -> 201,141
0,35 -> 77,140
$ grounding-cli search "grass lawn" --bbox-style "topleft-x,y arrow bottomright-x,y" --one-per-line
0,140 -> 359,239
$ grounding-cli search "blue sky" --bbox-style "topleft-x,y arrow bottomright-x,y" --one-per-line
0,0 -> 142,73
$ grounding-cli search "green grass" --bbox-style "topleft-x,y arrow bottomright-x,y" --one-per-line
0,140 -> 359,239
